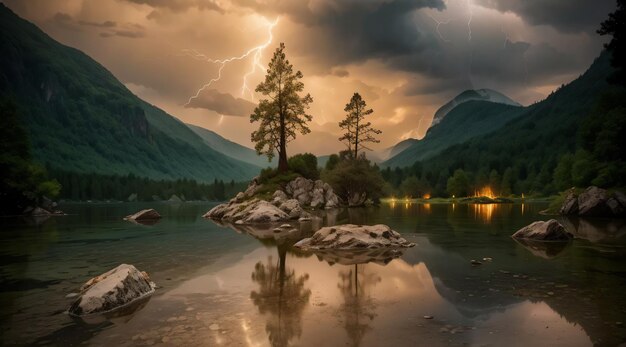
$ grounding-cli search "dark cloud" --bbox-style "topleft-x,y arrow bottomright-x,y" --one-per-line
332,68 -> 349,77
475,0 -> 616,33
79,20 -> 116,28
124,0 -> 224,13
185,89 -> 256,117
235,0 -> 445,63
99,30 -> 146,39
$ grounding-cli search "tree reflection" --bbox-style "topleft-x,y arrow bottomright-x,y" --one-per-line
250,244 -> 311,347
337,264 -> 381,347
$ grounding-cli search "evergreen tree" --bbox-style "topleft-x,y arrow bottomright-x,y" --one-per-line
250,43 -> 313,172
338,93 -> 382,158
598,0 -> 626,85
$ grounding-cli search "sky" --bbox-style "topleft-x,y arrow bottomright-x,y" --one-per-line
4,0 -> 616,155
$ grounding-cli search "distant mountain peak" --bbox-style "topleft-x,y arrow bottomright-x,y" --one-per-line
430,88 -> 521,128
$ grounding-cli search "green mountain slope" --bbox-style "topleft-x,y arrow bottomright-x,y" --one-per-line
0,4 -> 259,182
187,124 -> 275,168
383,101 -> 526,167
419,52 -> 614,187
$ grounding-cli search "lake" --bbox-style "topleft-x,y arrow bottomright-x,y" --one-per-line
1,202 -> 625,346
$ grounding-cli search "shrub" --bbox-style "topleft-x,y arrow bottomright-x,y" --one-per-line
288,153 -> 319,180
322,156 -> 385,205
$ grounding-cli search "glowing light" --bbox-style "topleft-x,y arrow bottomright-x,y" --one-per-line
473,186 -> 497,199
467,0 -> 473,42
423,193 -> 431,200
472,204 -> 497,223
427,13 -> 452,43
184,17 -> 279,106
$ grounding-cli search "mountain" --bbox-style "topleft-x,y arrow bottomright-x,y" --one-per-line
430,89 -> 521,127
0,4 -> 259,182
419,52 -> 614,177
383,99 -> 526,168
386,138 -> 419,159
389,50 -> 621,196
187,123 -> 275,168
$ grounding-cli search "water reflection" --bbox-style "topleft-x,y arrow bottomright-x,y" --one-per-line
250,246 -> 311,347
337,264 -> 380,347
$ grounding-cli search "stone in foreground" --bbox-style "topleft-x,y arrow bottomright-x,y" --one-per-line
124,209 -> 161,221
512,219 -> 573,241
68,264 -> 156,316
294,224 -> 415,250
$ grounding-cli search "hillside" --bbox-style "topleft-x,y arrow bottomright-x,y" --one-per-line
383,50 -> 621,196
0,4 -> 259,182
383,100 -> 526,168
431,88 -> 521,127
187,124 -> 275,168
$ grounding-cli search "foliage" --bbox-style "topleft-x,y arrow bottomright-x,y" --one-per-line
49,168 -> 245,202
399,176 -> 431,198
250,43 -> 313,172
0,6 -> 257,183
321,155 -> 385,205
446,169 -> 470,197
0,98 -> 60,214
287,153 -> 319,180
338,93 -> 381,158
383,50 -> 625,197
598,0 -> 626,86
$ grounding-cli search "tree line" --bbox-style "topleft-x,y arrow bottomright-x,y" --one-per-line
49,168 -> 246,202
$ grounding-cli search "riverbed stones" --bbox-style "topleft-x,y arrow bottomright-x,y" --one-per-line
511,219 -> 573,241
124,209 -> 161,222
68,264 -> 156,316
294,224 -> 415,250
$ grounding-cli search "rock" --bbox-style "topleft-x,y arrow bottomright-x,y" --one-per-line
168,194 -> 183,202
299,216 -> 312,222
124,209 -> 161,222
235,220 -> 244,225
470,259 -> 482,266
280,224 -> 292,228
279,199 -> 300,213
310,188 -> 325,208
577,186 -> 611,217
294,224 -> 415,250
512,220 -> 573,241
242,201 -> 289,223
68,264 -> 155,316
423,315 -> 434,320
272,190 -> 288,205
30,207 -> 52,216
559,186 -> 626,217
559,190 -> 579,215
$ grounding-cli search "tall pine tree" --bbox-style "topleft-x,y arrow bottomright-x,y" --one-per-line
250,43 -> 313,172
339,93 -> 382,159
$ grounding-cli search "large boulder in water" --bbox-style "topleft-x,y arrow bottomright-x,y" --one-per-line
204,198 -> 290,224
512,219 -> 573,241
124,209 -> 161,222
294,224 -> 415,250
68,264 -> 156,316
559,187 -> 626,217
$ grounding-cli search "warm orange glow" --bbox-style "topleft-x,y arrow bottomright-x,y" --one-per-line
423,193 -> 431,199
422,203 -> 431,213
471,204 -> 497,223
474,186 -> 497,199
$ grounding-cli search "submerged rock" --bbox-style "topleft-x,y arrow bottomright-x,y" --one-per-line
68,264 -> 156,316
511,219 -> 573,241
124,209 -> 161,222
294,224 -> 415,250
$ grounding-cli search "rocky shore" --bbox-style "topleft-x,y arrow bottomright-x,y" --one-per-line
204,176 -> 340,224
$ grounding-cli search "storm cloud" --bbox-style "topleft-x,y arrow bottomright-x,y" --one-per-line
185,89 -> 256,117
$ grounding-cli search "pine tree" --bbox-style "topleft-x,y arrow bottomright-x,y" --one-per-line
250,43 -> 313,172
339,93 -> 382,158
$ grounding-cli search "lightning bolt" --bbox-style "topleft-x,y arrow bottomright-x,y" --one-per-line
184,17 -> 279,107
467,0 -> 473,42
427,13 -> 452,43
